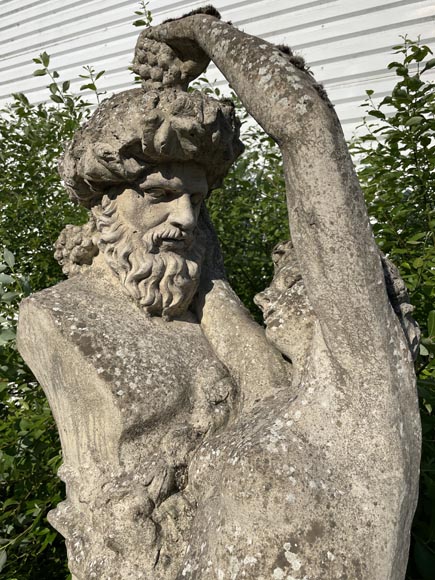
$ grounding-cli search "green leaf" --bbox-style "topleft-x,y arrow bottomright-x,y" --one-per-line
50,94 -> 63,104
387,61 -> 403,70
428,311 -> 435,338
12,92 -> 30,106
406,75 -> 424,91
40,52 -> 50,67
409,232 -> 428,242
395,65 -> 409,77
1,291 -> 19,303
62,80 -> 70,92
420,344 -> 430,357
33,69 -> 47,77
18,276 -> 32,296
3,498 -> 18,509
368,110 -> 385,120
0,329 -> 16,344
405,116 -> 423,126
0,550 -> 6,573
0,273 -> 15,285
3,249 -> 15,269
422,57 -> 435,73
393,88 -> 408,98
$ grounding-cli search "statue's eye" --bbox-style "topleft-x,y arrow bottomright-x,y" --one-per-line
146,188 -> 168,200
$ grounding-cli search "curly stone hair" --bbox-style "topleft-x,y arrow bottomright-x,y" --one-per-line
54,220 -> 99,276
60,87 -> 244,209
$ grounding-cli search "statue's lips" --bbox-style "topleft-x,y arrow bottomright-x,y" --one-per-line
263,307 -> 276,324
158,236 -> 192,251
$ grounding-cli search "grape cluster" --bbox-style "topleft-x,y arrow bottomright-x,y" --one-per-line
54,220 -> 98,277
132,37 -> 206,91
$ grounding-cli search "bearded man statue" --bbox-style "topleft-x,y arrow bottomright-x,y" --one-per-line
55,86 -> 242,320
17,30 -> 261,580
18,5 -> 421,580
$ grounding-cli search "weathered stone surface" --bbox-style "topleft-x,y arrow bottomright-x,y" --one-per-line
59,88 -> 243,209
18,262 -> 235,579
18,6 -> 421,580
190,248 -> 420,579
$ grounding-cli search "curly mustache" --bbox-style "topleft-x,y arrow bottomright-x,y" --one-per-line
142,225 -> 194,252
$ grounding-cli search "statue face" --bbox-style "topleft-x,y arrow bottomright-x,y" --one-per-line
254,245 -> 315,366
115,161 -> 208,253
93,160 -> 208,318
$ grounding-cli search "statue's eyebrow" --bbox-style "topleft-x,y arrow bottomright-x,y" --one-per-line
139,178 -> 177,191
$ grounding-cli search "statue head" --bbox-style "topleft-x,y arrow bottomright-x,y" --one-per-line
56,76 -> 243,318
255,241 -> 420,363
254,241 -> 315,367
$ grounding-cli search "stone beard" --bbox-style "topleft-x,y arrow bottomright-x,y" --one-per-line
92,194 -> 206,319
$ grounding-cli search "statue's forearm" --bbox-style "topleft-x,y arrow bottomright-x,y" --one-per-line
141,15 -> 324,143
195,208 -> 293,408
197,19 -> 326,142
198,278 -> 293,409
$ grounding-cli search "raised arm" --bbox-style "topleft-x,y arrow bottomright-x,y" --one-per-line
139,13 -> 395,367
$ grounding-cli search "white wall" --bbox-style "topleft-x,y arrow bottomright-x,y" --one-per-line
1,0 -> 434,137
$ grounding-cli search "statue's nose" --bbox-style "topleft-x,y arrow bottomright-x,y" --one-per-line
254,288 -> 271,310
169,194 -> 196,232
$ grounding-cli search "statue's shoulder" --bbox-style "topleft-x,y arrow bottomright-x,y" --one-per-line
18,268 -> 233,438
18,273 -> 81,335
18,270 -> 126,347
18,268 -> 211,380
19,267 -> 202,338
20,270 -> 100,318
18,270 -> 130,373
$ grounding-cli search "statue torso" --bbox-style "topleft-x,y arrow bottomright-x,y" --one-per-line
18,266 -> 235,579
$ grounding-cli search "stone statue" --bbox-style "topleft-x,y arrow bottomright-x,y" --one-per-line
17,6 -> 421,579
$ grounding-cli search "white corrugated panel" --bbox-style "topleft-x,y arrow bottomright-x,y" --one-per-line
1,0 -> 434,137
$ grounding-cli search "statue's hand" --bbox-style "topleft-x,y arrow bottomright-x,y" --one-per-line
133,15 -> 216,90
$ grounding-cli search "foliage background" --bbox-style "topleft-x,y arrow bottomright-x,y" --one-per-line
0,28 -> 434,580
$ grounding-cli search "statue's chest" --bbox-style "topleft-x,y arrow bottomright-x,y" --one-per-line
45,283 -> 216,423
